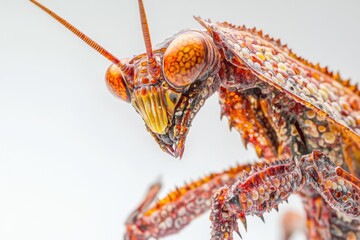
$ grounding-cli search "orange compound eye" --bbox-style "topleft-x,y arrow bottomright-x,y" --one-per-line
105,64 -> 130,102
163,31 -> 208,88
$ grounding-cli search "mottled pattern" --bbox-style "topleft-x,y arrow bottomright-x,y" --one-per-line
124,163 -> 262,239
29,1 -> 360,238
330,209 -> 360,239
105,64 -> 130,102
163,31 -> 207,87
123,44 -> 221,157
302,192 -> 360,240
125,19 -> 360,239
302,195 -> 331,239
196,18 -> 360,145
219,87 -> 279,161
211,157 -> 304,240
210,151 -> 360,239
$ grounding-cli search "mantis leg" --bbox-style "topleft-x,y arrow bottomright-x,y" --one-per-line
210,150 -> 360,240
124,162 -> 264,239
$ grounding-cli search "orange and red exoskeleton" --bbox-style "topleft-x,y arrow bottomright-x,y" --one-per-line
30,0 -> 360,239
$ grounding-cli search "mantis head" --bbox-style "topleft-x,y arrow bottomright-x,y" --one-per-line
30,0 -> 220,158
106,29 -> 220,157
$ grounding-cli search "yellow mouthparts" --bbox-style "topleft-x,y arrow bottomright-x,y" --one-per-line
132,87 -> 168,134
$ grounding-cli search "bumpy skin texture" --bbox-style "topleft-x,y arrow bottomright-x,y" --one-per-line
163,31 -> 207,88
29,1 -> 360,239
210,151 -> 360,240
200,18 -> 360,239
125,163 -> 259,239
125,17 -> 360,240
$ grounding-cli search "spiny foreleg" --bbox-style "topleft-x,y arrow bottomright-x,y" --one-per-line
124,162 -> 265,239
210,150 -> 360,240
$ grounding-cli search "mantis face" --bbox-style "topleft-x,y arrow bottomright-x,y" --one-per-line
30,0 -> 220,158
106,31 -> 220,157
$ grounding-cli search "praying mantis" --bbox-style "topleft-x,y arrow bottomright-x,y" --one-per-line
21,0 -> 360,240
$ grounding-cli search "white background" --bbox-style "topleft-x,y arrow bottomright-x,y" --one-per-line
1,0 -> 360,239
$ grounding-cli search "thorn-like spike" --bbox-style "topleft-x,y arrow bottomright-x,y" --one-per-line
239,215 -> 247,232
235,228 -> 242,239
239,173 -> 248,182
255,146 -> 262,157
228,120 -> 234,131
241,136 -> 249,150
334,71 -> 341,80
220,111 -> 225,120
274,205 -> 279,212
259,214 -> 265,223
285,199 -> 289,204
324,66 -> 329,73
239,176 -> 246,182
250,166 -> 257,174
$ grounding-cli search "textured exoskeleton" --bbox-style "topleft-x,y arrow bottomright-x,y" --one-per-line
30,0 -> 360,239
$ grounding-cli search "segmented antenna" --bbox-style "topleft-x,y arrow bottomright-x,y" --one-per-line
29,0 -> 130,74
138,0 -> 160,77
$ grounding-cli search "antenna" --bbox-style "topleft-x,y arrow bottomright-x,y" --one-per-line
138,0 -> 160,77
29,0 -> 131,75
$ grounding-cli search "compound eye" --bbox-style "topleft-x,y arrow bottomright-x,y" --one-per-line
163,31 -> 207,88
105,64 -> 130,102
